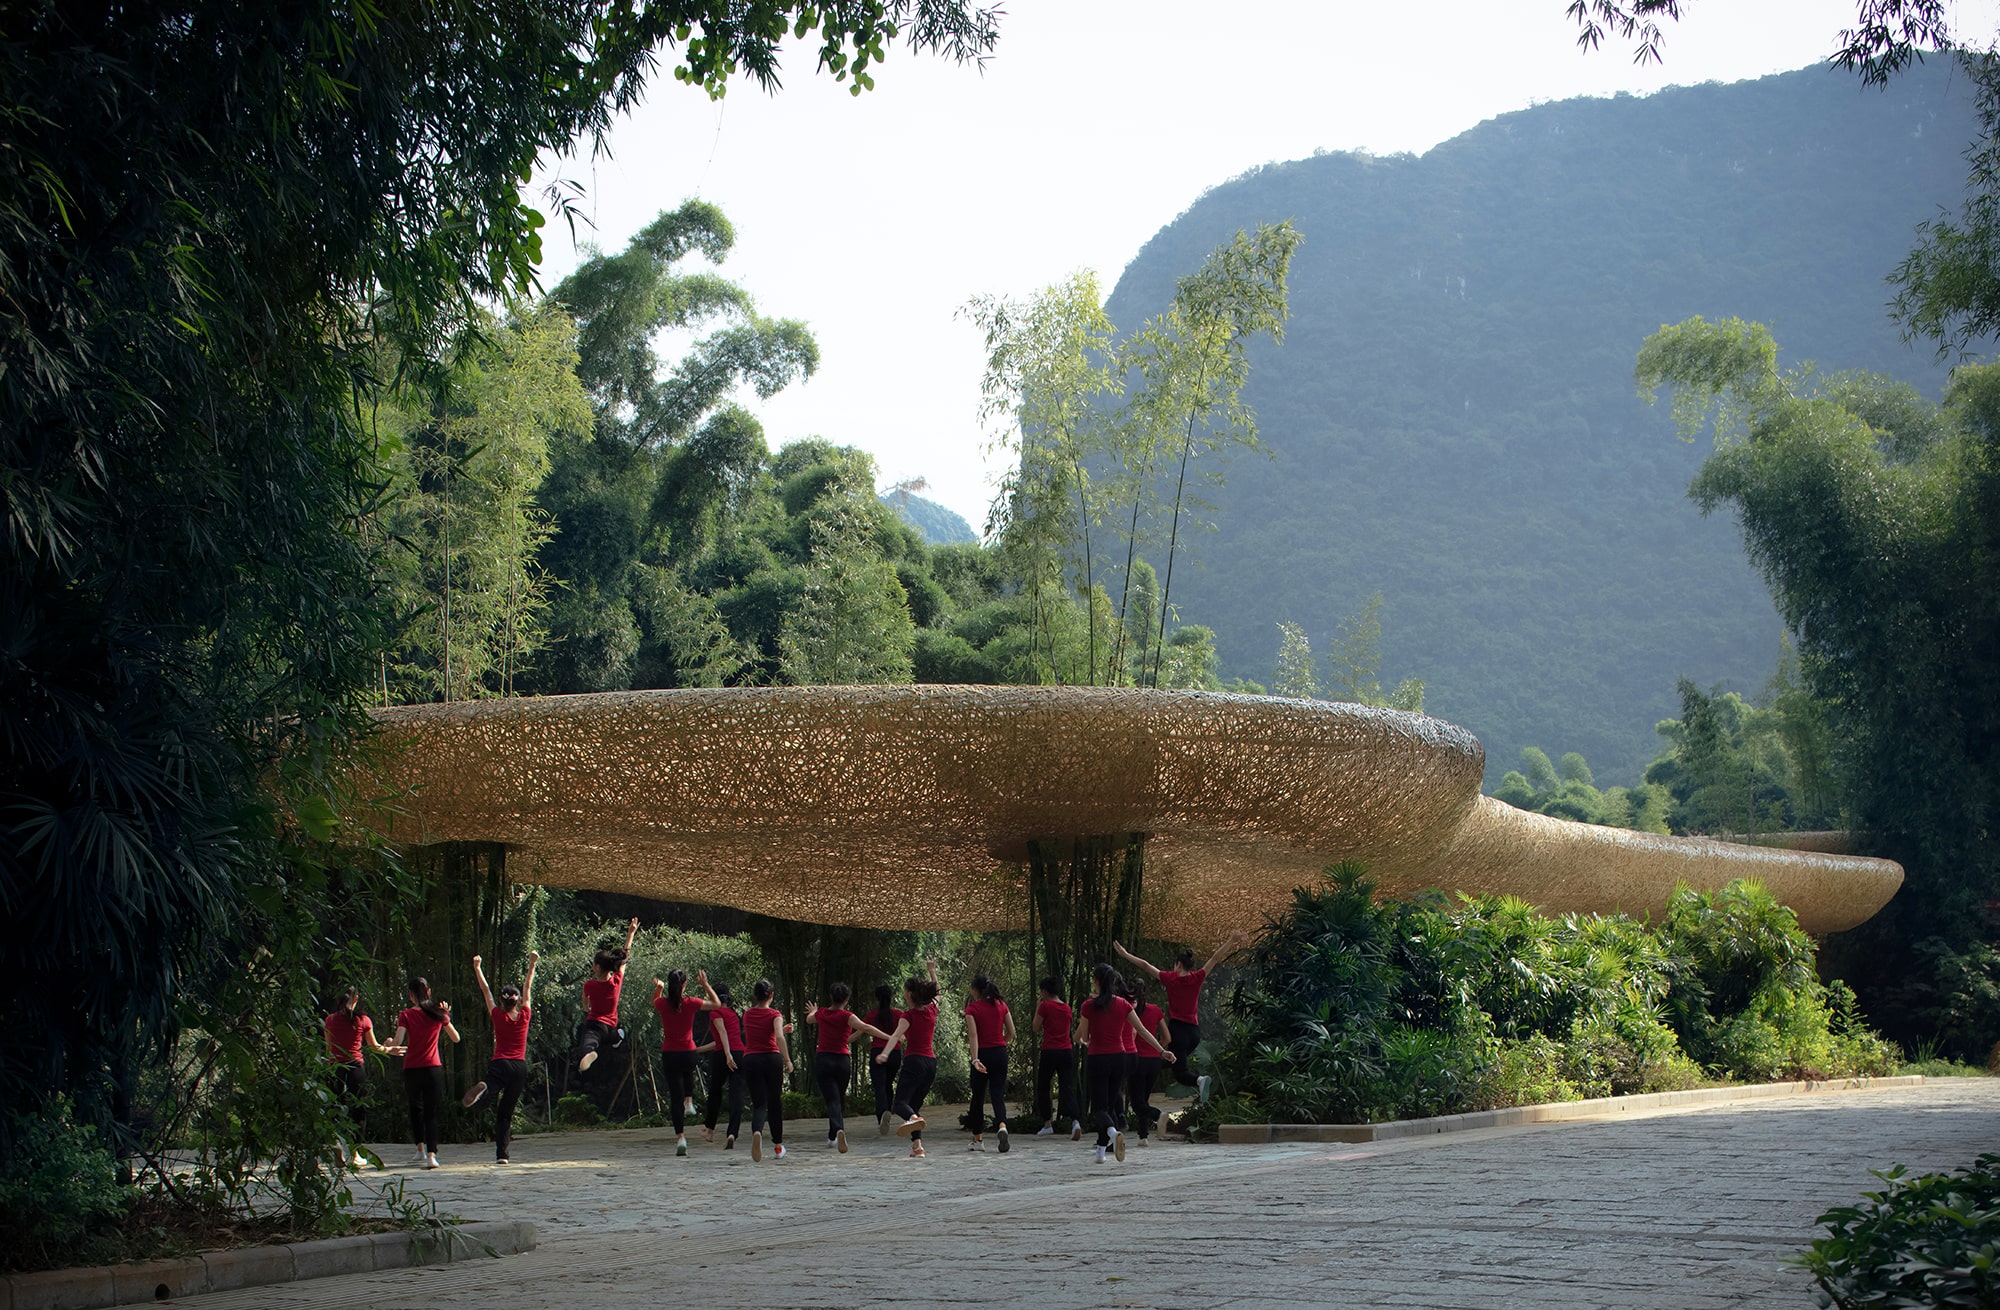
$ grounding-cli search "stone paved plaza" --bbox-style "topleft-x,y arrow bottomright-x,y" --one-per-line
181,1080 -> 1999,1309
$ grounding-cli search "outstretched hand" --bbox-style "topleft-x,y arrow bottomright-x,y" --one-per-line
528,950 -> 540,964
471,954 -> 482,968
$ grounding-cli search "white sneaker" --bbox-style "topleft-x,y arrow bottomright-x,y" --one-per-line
826,1137 -> 839,1149
969,1136 -> 985,1152
460,1081 -> 488,1109
423,1153 -> 440,1170
1198,1075 -> 1210,1101
406,1151 -> 430,1166
773,1144 -> 787,1161
1093,1145 -> 1107,1164
1035,1124 -> 1054,1136
1110,1127 -> 1125,1162
1070,1120 -> 1082,1141
684,1097 -> 696,1118
1138,1135 -> 1150,1147
878,1112 -> 892,1137
578,1051 -> 597,1073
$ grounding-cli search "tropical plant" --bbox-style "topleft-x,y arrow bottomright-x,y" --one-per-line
1796,1153 -> 2000,1310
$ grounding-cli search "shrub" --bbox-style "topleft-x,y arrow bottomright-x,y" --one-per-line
553,1094 -> 601,1126
0,1098 -> 130,1272
1797,1154 -> 2000,1309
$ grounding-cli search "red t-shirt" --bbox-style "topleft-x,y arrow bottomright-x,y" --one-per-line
1082,995 -> 1135,1056
1119,1004 -> 1138,1053
653,994 -> 703,1051
742,1006 -> 783,1054
398,1006 -> 445,1069
813,1008 -> 854,1055
583,972 -> 623,1024
1159,968 -> 1207,1024
324,1011 -> 371,1063
1134,1003 -> 1165,1056
902,1001 -> 939,1059
491,1005 -> 531,1061
1036,999 -> 1073,1050
866,1008 -> 902,1051
963,997 -> 1009,1049
707,1006 -> 743,1054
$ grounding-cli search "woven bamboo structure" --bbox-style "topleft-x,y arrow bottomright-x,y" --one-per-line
359,686 -> 1903,944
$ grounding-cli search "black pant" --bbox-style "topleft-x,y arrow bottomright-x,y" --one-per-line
467,1057 -> 529,1159
1086,1053 -> 1125,1147
1167,1018 -> 1201,1087
572,1018 -> 618,1073
743,1051 -> 785,1144
814,1052 -> 851,1136
704,1053 -> 744,1139
660,1050 -> 697,1135
1128,1056 -> 1163,1138
1034,1048 -> 1076,1123
869,1047 -> 901,1116
892,1054 -> 937,1142
332,1060 -> 367,1140
968,1045 -> 1009,1133
403,1065 -> 444,1154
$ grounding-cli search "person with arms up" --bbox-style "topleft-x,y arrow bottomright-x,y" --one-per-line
574,917 -> 639,1076
461,950 -> 538,1165
653,967 -> 731,1157
963,974 -> 1015,1153
1114,932 -> 1247,1097
393,977 -> 461,1170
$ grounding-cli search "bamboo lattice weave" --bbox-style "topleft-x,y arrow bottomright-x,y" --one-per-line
360,686 -> 1903,944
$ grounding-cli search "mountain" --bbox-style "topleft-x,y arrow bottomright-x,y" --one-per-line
1106,64 -> 1976,785
883,491 -> 978,546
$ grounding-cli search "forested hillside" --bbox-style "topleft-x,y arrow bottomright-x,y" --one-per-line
1107,64 -> 1975,783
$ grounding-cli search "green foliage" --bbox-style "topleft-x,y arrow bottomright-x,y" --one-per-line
1197,868 -> 1897,1129
1797,1154 -> 2000,1310
553,1094 -> 602,1127
0,1098 -> 128,1272
1496,745 -> 1671,831
1107,65 -> 1976,783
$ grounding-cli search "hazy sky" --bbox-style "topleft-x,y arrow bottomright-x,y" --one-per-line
532,0 -> 1995,528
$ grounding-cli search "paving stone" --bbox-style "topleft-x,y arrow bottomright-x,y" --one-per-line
166,1080 -> 2000,1309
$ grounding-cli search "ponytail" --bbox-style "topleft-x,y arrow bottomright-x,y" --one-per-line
1176,947 -> 1197,970
1091,962 -> 1119,1011
829,981 -> 851,1006
752,978 -> 774,1005
667,969 -> 686,1009
906,973 -> 939,1006
971,974 -> 1002,1004
870,983 -> 896,1029
408,976 -> 445,1023
593,946 -> 627,975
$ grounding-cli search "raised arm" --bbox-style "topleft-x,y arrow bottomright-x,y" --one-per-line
925,957 -> 939,987
619,916 -> 639,965
1126,1008 -> 1171,1060
1113,940 -> 1161,980
471,955 -> 496,1012
1200,930 -> 1250,977
696,968 -> 721,1006
439,1001 -> 461,1045
522,950 -> 539,1009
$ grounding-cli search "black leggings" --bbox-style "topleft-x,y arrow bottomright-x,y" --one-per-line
892,1054 -> 937,1142
814,1052 -> 851,1135
1128,1056 -> 1163,1138
572,1018 -> 618,1073
332,1061 -> 367,1139
743,1051 -> 785,1144
1034,1048 -> 1076,1123
968,1045 -> 1009,1133
870,1048 -> 900,1116
660,1050 -> 698,1135
1167,1019 -> 1201,1087
467,1057 -> 528,1159
1086,1053 -> 1126,1147
403,1065 -> 445,1154
704,1053 -> 744,1138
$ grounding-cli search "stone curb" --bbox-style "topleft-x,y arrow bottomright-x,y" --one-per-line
0,1219 -> 535,1310
1214,1074 -> 1929,1144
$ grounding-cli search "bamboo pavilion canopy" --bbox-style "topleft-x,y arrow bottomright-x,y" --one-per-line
360,686 -> 1904,945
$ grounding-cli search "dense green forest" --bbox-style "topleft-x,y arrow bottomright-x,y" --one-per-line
1107,64 -> 1978,784
883,490 -> 977,544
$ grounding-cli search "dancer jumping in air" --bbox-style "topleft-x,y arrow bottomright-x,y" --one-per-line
393,977 -> 461,1170
805,984 -> 895,1153
740,979 -> 794,1162
1074,963 -> 1174,1164
461,950 -> 538,1165
574,917 -> 639,1076
863,983 -> 902,1132
1031,976 -> 1080,1141
1114,932 -> 1247,1098
876,958 -> 941,1158
963,974 -> 1014,1153
654,967 -> 728,1158
1125,976 -> 1169,1147
697,974 -> 744,1148
324,987 -> 404,1167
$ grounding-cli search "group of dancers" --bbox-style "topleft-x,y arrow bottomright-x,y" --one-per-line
323,915 -> 1248,1169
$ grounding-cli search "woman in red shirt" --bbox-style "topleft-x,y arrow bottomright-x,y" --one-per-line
1031,977 -> 1079,1141
739,978 -> 794,1162
573,917 -> 638,1076
875,958 -> 940,1158
1114,933 -> 1246,1098
652,967 -> 730,1157
696,975 -> 744,1148
804,983 -> 895,1153
323,987 -> 403,1167
862,984 -> 902,1133
1073,963 -> 1173,1164
962,974 -> 1015,1153
392,977 -> 461,1170
1124,976 -> 1170,1146
460,950 -> 538,1165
